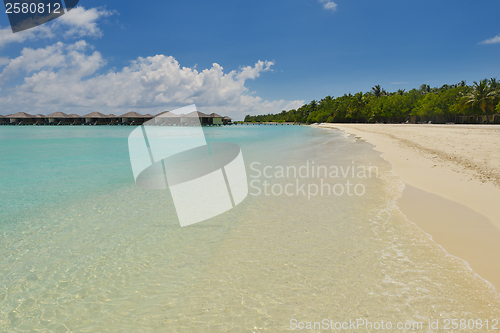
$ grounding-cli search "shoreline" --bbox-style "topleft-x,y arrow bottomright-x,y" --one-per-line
318,123 -> 500,290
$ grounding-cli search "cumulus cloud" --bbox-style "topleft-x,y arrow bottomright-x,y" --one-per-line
0,7 -> 112,49
0,26 -> 36,48
319,0 -> 338,12
0,41 -> 104,83
479,34 -> 500,45
0,57 -> 10,66
54,7 -> 114,37
0,41 -> 302,119
0,7 -> 300,119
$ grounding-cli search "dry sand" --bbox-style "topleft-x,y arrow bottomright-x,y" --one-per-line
318,123 -> 500,290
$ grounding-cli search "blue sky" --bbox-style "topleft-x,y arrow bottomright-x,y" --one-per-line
1,0 -> 499,119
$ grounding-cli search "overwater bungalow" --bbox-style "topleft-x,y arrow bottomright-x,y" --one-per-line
153,111 -> 181,125
83,112 -> 110,125
183,111 -> 213,125
6,112 -> 36,125
107,114 -> 120,125
67,114 -> 84,125
47,112 -> 72,125
209,113 -> 224,125
120,112 -> 152,125
1,111 -> 234,126
34,114 -> 48,125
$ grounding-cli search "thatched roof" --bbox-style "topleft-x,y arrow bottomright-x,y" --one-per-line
210,113 -> 223,118
223,116 -> 232,120
107,114 -> 117,118
155,111 -> 180,118
47,112 -> 69,118
185,111 -> 210,118
36,114 -> 46,118
83,112 -> 108,118
121,112 -> 144,118
155,111 -> 176,117
68,114 -> 81,118
6,112 -> 34,118
144,114 -> 153,117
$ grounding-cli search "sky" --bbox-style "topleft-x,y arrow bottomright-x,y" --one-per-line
0,0 -> 499,120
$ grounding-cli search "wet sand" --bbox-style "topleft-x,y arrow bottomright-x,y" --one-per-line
318,123 -> 500,290
398,185 -> 500,289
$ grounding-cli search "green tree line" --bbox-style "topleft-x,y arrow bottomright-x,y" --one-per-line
244,79 -> 500,124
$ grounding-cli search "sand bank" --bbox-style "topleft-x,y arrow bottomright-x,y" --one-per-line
318,123 -> 500,290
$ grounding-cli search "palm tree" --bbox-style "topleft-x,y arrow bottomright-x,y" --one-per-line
490,79 -> 500,116
489,78 -> 500,90
419,84 -> 431,94
371,85 -> 386,97
462,79 -> 497,122
309,100 -> 318,111
347,92 -> 366,121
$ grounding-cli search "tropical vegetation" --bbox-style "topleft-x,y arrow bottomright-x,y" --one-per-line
244,79 -> 500,124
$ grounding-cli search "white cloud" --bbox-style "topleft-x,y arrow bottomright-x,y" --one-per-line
319,0 -> 338,12
0,57 -> 10,66
0,26 -> 36,48
0,42 -> 302,119
0,7 -> 112,49
0,41 -> 104,83
54,7 -> 114,38
479,34 -> 500,45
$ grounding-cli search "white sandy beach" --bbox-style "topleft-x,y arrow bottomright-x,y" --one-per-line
318,123 -> 500,290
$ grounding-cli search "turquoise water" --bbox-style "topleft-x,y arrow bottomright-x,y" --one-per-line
0,125 -> 298,220
0,127 -> 133,221
1,125 -> 500,332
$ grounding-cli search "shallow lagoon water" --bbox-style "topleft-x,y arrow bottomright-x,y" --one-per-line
1,125 -> 499,332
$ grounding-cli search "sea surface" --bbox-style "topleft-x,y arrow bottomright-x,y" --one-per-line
1,125 -> 499,332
